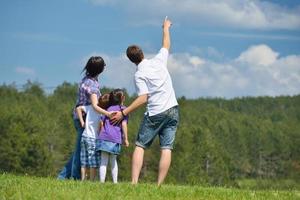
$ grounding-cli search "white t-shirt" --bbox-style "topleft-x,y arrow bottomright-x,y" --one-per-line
81,105 -> 101,139
135,48 -> 178,116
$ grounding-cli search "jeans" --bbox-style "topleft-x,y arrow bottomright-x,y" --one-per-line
57,118 -> 83,180
136,106 -> 179,149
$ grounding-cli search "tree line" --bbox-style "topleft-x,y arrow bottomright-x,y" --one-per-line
0,81 -> 299,186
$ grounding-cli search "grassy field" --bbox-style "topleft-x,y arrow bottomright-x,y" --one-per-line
0,173 -> 299,200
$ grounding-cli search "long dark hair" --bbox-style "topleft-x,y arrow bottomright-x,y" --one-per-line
83,56 -> 106,78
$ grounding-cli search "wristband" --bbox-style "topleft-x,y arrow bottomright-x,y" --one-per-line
121,110 -> 126,118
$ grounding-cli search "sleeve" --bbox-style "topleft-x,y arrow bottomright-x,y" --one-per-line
134,74 -> 149,96
122,116 -> 129,124
153,48 -> 169,67
88,82 -> 99,95
82,79 -> 99,95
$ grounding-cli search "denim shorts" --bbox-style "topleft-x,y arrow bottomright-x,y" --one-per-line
136,106 -> 179,149
80,136 -> 100,168
96,140 -> 121,155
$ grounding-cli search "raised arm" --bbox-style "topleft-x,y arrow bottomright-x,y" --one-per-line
162,16 -> 172,50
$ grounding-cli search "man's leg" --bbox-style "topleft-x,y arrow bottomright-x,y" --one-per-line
157,149 -> 172,185
131,146 -> 144,184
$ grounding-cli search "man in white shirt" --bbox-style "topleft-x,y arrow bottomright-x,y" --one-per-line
111,17 -> 179,185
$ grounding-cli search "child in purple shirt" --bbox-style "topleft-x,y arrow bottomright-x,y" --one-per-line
96,89 -> 129,183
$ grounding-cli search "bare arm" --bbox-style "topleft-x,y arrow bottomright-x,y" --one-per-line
122,120 -> 129,147
124,94 -> 147,116
76,106 -> 85,128
111,94 -> 148,124
162,17 -> 172,50
90,94 -> 112,118
98,121 -> 103,135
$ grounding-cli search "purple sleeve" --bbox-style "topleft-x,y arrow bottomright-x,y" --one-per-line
122,116 -> 128,124
86,81 -> 99,95
89,84 -> 99,95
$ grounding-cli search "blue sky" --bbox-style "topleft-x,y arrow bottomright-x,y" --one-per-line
1,0 -> 300,98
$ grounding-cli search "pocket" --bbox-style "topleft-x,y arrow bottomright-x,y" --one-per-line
145,115 -> 156,127
147,113 -> 165,127
168,107 -> 179,122
168,116 -> 178,127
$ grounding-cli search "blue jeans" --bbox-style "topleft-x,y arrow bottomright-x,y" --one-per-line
57,118 -> 83,180
136,106 -> 179,149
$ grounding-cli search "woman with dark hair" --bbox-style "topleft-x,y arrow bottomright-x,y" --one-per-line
58,56 -> 112,180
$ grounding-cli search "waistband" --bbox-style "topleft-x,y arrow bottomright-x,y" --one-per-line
146,105 -> 179,117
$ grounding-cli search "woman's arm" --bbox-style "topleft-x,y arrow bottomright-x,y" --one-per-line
90,94 -> 112,118
122,120 -> 129,147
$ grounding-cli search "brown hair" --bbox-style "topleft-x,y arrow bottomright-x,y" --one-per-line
98,89 -> 125,109
126,45 -> 144,65
98,93 -> 110,109
109,89 -> 124,106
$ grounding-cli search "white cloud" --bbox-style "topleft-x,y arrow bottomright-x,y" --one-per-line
89,0 -> 300,30
189,56 -> 205,67
197,32 -> 300,41
236,44 -> 279,67
88,44 -> 300,98
234,45 -> 300,96
15,67 -> 36,76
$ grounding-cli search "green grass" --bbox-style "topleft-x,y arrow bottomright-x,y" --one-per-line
0,173 -> 299,200
236,179 -> 300,190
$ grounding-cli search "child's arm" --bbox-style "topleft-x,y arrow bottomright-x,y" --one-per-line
76,106 -> 85,128
121,120 -> 129,147
98,121 -> 104,135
